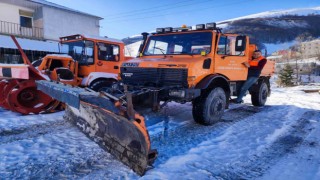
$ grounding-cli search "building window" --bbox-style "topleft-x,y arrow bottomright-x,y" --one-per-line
20,16 -> 32,28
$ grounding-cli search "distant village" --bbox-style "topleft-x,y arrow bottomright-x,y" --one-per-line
268,38 -> 320,84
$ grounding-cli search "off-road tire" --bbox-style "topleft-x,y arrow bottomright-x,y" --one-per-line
89,80 -> 115,92
251,81 -> 268,106
192,87 -> 226,125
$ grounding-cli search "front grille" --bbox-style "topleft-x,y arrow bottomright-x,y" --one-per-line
121,67 -> 188,88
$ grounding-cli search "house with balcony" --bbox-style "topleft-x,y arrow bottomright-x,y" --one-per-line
0,0 -> 103,63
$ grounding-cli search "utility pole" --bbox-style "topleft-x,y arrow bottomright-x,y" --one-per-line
295,57 -> 299,85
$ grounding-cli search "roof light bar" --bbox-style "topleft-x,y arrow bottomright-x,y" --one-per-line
172,27 -> 180,32
181,25 -> 192,31
164,27 -> 173,32
206,22 -> 216,30
196,24 -> 205,30
156,28 -> 165,33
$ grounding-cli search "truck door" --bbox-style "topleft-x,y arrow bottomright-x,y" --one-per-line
76,41 -> 96,77
215,35 -> 248,81
95,42 -> 121,74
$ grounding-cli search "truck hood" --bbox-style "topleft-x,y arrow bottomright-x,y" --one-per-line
121,56 -> 205,69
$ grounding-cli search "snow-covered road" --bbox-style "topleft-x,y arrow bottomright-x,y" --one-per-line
0,84 -> 319,179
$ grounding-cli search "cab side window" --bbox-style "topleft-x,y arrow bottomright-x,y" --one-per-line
217,36 -> 244,56
217,36 -> 227,55
98,43 -> 120,61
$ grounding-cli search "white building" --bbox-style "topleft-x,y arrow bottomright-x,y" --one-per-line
0,0 -> 102,40
300,39 -> 320,59
0,0 -> 103,63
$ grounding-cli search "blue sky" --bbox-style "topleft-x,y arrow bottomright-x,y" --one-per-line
48,0 -> 320,39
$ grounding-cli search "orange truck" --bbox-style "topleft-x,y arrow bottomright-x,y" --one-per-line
0,34 -> 130,114
120,23 -> 275,124
36,23 -> 275,175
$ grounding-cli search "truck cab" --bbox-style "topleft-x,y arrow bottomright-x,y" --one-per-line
60,34 -> 131,91
120,23 -> 275,125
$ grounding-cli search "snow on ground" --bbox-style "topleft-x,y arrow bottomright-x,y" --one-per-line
0,81 -> 319,179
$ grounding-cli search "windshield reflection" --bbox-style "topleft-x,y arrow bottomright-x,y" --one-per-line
143,32 -> 212,56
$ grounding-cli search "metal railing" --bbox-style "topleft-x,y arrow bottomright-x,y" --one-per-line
0,20 -> 44,39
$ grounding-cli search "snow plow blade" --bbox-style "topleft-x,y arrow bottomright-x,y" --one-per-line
36,80 -> 157,176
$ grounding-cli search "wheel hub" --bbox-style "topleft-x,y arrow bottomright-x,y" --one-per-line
210,98 -> 223,115
19,90 -> 36,102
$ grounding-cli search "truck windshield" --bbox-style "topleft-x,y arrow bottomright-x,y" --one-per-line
60,40 -> 94,65
143,32 -> 212,56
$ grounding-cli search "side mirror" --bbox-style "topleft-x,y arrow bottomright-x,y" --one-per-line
235,36 -> 246,51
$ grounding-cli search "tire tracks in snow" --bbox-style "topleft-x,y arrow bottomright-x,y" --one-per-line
150,105 -> 270,166
216,110 -> 320,180
145,104 -> 320,179
45,104 -> 264,179
0,119 -> 72,144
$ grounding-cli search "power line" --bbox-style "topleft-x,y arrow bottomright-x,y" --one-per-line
106,0 -> 213,20
104,0 -> 252,23
105,0 -> 196,18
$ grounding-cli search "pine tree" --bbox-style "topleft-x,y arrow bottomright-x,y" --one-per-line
279,64 -> 294,87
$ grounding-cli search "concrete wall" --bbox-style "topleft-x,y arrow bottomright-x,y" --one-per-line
0,2 -> 34,24
33,7 -> 44,29
42,6 -> 100,40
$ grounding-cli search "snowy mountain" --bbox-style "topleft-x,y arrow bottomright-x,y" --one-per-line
123,7 -> 320,55
219,6 -> 320,23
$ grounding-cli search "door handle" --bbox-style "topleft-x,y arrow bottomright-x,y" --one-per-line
114,66 -> 119,69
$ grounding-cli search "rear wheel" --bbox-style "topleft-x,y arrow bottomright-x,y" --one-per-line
251,81 -> 268,106
192,87 -> 226,125
89,79 -> 115,92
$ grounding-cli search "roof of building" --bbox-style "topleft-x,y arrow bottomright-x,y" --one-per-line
0,35 -> 59,52
27,0 -> 103,20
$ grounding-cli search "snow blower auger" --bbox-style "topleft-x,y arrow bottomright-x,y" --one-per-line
36,80 -> 158,176
0,36 -> 62,114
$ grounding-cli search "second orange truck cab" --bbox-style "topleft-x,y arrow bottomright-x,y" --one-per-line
59,34 -> 131,91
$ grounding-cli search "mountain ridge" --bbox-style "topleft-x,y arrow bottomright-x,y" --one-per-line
123,6 -> 320,55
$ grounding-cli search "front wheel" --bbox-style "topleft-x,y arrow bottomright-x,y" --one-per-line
192,87 -> 226,125
251,81 -> 268,106
89,79 -> 115,92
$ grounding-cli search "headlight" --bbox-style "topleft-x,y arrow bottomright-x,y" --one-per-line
169,90 -> 186,98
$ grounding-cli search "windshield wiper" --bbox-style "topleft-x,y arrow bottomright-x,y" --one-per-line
153,47 -> 166,58
170,51 -> 193,56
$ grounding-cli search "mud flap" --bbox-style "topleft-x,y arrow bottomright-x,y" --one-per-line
36,80 -> 157,175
